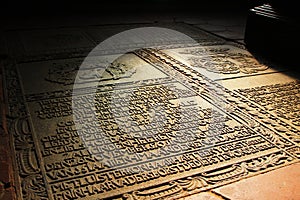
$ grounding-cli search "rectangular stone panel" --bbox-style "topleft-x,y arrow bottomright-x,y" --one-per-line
219,72 -> 300,144
5,28 -> 96,62
2,24 -> 299,200
4,23 -> 224,63
161,44 -> 286,81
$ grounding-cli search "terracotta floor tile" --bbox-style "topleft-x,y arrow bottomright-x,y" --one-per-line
213,163 -> 300,200
0,188 -> 15,200
178,191 -> 223,200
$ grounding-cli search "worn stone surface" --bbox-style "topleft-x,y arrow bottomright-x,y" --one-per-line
4,22 -> 224,62
1,20 -> 299,200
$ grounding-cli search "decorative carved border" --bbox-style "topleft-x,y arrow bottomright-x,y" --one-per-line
3,44 -> 299,200
123,151 -> 292,199
3,62 -> 50,200
144,49 -> 300,147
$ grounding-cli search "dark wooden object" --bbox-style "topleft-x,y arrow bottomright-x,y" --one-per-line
245,3 -> 300,66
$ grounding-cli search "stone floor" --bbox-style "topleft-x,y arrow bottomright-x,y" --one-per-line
0,5 -> 299,200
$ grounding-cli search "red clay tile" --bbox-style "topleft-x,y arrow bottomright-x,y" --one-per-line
0,162 -> 10,184
178,191 -> 223,200
0,188 -> 15,200
213,163 -> 300,200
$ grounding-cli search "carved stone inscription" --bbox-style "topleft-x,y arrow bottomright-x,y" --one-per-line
23,54 -> 287,199
162,45 -> 273,81
6,46 -> 298,200
34,86 -> 277,199
237,81 -> 300,127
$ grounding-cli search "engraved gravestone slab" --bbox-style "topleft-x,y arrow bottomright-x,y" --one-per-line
2,24 -> 299,200
5,28 -> 96,62
85,23 -> 225,47
161,44 -> 286,81
4,23 -> 225,62
219,72 -> 300,146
